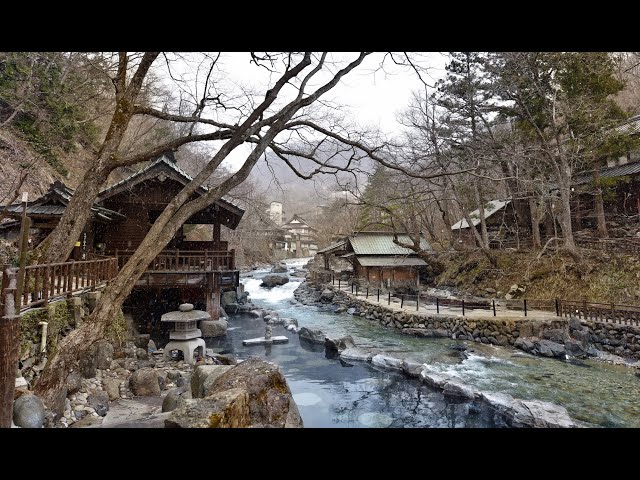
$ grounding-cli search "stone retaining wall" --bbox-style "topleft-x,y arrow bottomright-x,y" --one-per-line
321,286 -> 640,362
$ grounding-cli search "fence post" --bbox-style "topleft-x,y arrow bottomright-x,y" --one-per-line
351,283 -> 354,294
436,297 -> 439,314
366,287 -> 369,299
0,270 -> 20,428
355,284 -> 358,297
377,289 -> 380,302
332,274 -> 334,286
524,299 -> 527,317
416,294 -> 419,312
462,300 -> 465,316
401,295 -> 404,308
493,299 -> 496,317
388,292 -> 391,305
555,298 -> 559,317
338,278 -> 341,289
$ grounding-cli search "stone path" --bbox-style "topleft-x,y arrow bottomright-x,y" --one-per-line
99,396 -> 169,428
334,284 -> 559,321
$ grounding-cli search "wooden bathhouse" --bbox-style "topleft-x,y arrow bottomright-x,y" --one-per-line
3,152 -> 245,322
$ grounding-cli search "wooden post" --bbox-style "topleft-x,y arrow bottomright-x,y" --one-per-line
401,295 -> 404,309
15,193 -> 29,314
0,269 -> 20,428
462,300 -> 465,316
493,300 -> 496,317
207,276 -> 221,321
555,298 -> 559,317
388,292 -> 391,305
436,297 -> 440,314
338,279 -> 341,289
524,299 -> 527,317
366,287 -> 368,299
416,294 -> 419,312
377,289 -> 380,302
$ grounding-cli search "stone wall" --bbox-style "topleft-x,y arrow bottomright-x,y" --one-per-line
17,288 -> 124,386
318,285 -> 640,362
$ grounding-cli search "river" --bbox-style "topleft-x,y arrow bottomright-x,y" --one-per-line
205,258 -> 640,428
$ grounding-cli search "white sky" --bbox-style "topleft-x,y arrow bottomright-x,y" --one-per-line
159,52 -> 448,171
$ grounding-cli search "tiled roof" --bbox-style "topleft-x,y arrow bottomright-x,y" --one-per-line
573,160 -> 640,185
5,181 -> 124,222
349,232 -> 432,255
99,153 -> 244,214
356,255 -> 427,267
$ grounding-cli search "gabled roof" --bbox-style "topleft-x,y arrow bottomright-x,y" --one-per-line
451,200 -> 511,230
281,214 -> 314,230
4,181 -> 125,222
97,153 -> 245,221
573,159 -> 640,186
349,232 -> 432,255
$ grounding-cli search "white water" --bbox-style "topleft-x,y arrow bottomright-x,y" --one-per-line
242,256 -> 311,303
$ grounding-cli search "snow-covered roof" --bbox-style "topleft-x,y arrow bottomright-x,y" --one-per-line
451,200 -> 511,230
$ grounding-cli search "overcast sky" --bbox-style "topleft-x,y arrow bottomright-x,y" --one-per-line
162,52 -> 448,171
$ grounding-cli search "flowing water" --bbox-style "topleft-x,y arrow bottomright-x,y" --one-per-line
208,258 -> 640,428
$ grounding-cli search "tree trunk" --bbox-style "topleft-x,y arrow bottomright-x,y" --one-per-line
593,161 -> 608,238
529,196 -> 541,248
473,183 -> 489,249
38,165 -> 112,264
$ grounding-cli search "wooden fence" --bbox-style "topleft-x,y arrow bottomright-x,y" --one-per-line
559,299 -> 640,326
113,249 -> 235,272
0,257 -> 118,312
0,268 -> 19,427
339,279 -> 640,325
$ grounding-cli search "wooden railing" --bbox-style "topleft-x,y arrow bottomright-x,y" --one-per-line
113,249 -> 235,273
559,299 -> 640,326
0,258 -> 118,311
575,237 -> 640,255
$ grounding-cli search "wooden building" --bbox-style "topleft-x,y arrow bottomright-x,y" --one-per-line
319,232 -> 431,288
280,214 -> 318,257
3,152 -> 245,321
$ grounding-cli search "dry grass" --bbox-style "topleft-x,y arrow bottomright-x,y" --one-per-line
435,248 -> 640,304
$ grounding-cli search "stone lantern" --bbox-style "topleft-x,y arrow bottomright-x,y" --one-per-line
161,303 -> 207,365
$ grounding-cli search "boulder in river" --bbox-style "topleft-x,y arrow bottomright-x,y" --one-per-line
261,275 -> 290,288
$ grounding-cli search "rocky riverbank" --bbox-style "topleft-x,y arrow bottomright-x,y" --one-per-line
241,287 -> 582,428
293,281 -> 640,368
12,333 -> 302,428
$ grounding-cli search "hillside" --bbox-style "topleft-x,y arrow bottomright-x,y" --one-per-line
435,249 -> 640,305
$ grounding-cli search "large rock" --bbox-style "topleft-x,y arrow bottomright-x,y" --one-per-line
162,386 -> 188,413
319,289 -> 334,303
221,291 -> 237,307
480,392 -> 576,428
95,341 -> 114,369
13,394 -> 45,428
102,377 -> 122,401
324,335 -> 355,353
129,368 -> 161,396
298,327 -> 326,344
340,347 -> 376,362
535,340 -> 566,358
271,264 -> 288,273
401,359 -> 424,378
165,388 -> 251,428
133,334 -> 151,349
191,365 -> 233,398
87,391 -> 110,417
200,319 -> 228,338
420,369 -> 455,390
260,275 -> 289,288
442,379 -> 476,400
204,357 -> 303,428
371,354 -> 404,371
